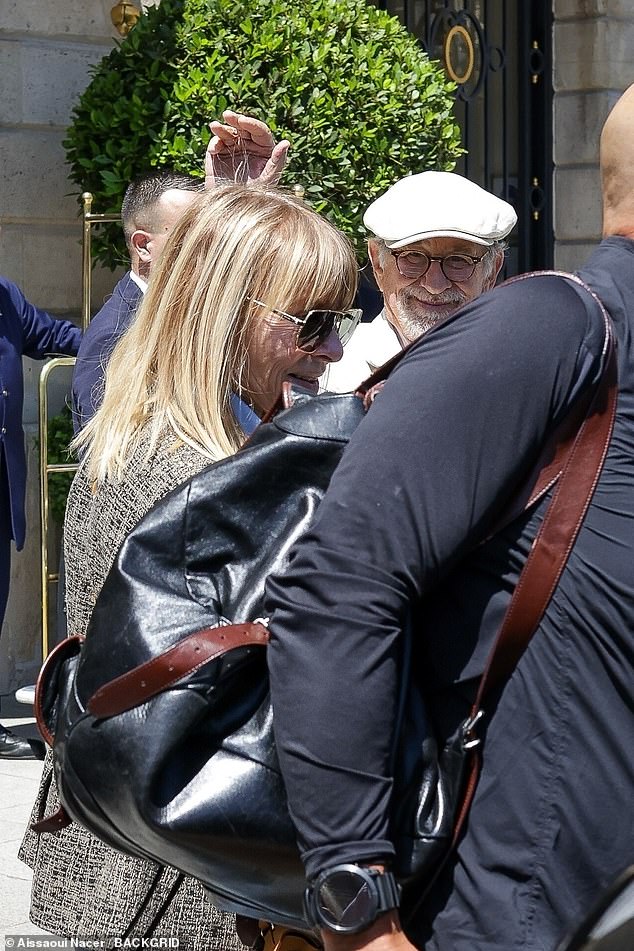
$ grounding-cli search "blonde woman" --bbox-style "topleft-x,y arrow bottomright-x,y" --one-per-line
20,185 -> 360,946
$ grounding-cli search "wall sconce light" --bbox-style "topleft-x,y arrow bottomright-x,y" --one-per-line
111,1 -> 141,37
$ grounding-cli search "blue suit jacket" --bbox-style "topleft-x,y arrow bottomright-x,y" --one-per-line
71,272 -> 142,432
0,277 -> 82,549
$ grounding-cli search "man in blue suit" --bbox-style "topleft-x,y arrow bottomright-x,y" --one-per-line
0,277 -> 81,757
70,170 -> 203,430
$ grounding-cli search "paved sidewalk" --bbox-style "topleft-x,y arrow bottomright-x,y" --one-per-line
0,700 -> 54,947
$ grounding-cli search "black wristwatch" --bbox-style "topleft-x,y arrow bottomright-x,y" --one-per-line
304,864 -> 401,934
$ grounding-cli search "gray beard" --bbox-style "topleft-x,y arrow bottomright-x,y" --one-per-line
396,309 -> 445,342
394,288 -> 467,344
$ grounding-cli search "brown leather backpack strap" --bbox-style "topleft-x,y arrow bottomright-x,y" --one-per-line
32,806 -> 73,833
88,621 -> 269,718
34,634 -> 85,747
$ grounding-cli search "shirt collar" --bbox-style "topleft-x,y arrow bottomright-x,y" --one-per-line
129,271 -> 148,294
230,393 -> 261,436
365,310 -> 403,371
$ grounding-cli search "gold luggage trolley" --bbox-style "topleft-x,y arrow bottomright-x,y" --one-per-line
39,194 -> 121,658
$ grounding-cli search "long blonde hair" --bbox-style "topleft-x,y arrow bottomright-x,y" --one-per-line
74,185 -> 358,483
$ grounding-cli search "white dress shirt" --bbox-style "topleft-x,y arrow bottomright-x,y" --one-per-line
321,310 -> 402,393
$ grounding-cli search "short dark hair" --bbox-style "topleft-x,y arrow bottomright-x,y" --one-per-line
121,170 -> 204,247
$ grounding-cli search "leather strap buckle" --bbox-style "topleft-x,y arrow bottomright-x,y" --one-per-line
461,709 -> 485,750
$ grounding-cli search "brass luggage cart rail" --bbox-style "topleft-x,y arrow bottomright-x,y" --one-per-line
81,192 -> 122,332
39,193 -> 121,658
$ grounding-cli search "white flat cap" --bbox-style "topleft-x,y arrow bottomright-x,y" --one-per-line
364,171 -> 517,248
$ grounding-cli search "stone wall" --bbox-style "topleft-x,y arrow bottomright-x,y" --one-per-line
553,1 -> 634,271
0,2 -> 122,696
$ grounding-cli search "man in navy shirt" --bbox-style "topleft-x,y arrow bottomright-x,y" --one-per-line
266,87 -> 634,949
0,277 -> 81,757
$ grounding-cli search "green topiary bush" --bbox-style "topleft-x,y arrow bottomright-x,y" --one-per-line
64,0 -> 463,268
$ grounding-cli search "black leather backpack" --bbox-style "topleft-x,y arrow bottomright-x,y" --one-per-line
37,381 -> 464,928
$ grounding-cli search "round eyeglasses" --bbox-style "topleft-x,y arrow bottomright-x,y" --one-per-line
390,249 -> 488,282
249,298 -> 362,353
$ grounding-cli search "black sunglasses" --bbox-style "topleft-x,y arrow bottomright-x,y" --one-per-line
249,298 -> 362,353
390,249 -> 488,282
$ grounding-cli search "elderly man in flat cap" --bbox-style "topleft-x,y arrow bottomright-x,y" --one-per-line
325,171 -> 517,390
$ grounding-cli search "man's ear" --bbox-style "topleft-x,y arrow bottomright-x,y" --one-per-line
130,230 -> 152,262
485,249 -> 506,290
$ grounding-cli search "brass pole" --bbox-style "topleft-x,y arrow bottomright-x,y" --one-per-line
39,357 -> 76,659
38,196 -> 122,659
81,192 -> 121,332
81,193 -> 93,332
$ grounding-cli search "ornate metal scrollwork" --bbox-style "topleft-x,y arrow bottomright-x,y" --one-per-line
444,25 -> 475,85
429,9 -> 486,100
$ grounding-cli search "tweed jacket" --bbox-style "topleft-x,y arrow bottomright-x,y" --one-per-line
20,431 -> 242,949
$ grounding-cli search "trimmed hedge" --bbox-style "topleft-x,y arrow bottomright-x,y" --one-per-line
64,0 -> 463,267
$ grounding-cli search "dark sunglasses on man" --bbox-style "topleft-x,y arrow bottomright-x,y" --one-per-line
249,298 -> 362,353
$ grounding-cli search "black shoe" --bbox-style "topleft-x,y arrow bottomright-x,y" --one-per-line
0,723 -> 45,760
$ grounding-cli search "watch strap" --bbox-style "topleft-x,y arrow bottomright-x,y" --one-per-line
372,868 -> 401,913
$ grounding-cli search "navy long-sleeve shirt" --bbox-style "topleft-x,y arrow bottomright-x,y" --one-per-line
266,238 -> 634,951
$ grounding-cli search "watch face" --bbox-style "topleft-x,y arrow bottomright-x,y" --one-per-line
316,868 -> 377,932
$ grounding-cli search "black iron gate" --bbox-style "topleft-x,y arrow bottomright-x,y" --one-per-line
373,1 -> 553,275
